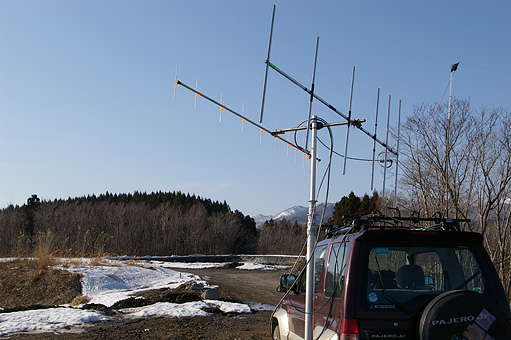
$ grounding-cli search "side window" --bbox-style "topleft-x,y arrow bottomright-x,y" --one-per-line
314,245 -> 328,294
325,241 -> 351,297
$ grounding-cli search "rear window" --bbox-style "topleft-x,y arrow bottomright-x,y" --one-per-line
364,245 -> 486,311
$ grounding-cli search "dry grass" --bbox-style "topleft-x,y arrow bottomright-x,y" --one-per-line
71,294 -> 90,307
34,230 -> 55,268
0,259 -> 82,310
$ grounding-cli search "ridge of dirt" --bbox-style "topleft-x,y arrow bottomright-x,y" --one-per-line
0,260 -> 82,311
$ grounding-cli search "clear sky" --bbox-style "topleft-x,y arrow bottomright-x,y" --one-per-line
1,1 -> 510,217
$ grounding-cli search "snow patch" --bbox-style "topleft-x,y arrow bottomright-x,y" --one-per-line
204,300 -> 252,314
61,263 -> 204,307
236,262 -> 288,271
129,301 -> 212,318
0,308 -> 109,337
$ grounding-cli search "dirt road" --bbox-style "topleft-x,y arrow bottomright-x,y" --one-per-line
8,267 -> 289,340
185,267 -> 286,306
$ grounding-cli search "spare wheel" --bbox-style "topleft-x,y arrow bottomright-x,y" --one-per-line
418,290 -> 511,340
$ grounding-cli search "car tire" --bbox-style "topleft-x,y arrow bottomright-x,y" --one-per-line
418,290 -> 511,340
272,325 -> 281,340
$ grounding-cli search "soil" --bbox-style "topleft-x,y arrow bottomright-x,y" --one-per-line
1,262 -> 288,339
0,260 -> 82,311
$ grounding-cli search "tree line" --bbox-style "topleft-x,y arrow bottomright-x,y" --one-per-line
0,191 -> 314,257
0,191 -> 258,256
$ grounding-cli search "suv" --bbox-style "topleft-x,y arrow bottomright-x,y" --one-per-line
272,215 -> 511,340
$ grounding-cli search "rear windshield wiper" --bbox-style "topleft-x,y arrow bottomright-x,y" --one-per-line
454,270 -> 481,290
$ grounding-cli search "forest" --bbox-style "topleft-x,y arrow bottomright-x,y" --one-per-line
0,189 -> 378,258
0,191 -> 259,256
0,190 -> 318,257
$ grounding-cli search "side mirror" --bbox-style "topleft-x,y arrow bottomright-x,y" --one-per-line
425,276 -> 434,286
278,274 -> 297,292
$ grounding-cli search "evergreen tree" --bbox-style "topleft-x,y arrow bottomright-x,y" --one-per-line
329,191 -> 381,225
23,194 -> 40,244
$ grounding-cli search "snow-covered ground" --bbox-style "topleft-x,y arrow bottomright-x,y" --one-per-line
0,258 -> 282,337
150,259 -> 289,271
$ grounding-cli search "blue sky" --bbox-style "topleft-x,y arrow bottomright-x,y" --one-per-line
1,1 -> 510,217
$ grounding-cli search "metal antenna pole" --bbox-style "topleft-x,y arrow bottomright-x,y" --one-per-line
371,88 -> 380,191
304,116 -> 318,340
260,4 -> 276,124
305,36 -> 320,153
446,72 -> 452,216
382,95 -> 391,203
446,62 -> 458,217
343,66 -> 356,175
394,99 -> 402,209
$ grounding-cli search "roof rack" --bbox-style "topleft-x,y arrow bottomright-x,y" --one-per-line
323,210 -> 471,238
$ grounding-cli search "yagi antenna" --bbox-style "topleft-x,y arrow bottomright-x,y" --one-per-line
175,6 -> 403,340
259,4 -> 276,124
265,61 -> 397,157
174,80 -> 310,157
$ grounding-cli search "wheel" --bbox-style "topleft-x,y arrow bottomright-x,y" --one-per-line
272,325 -> 281,340
418,290 -> 511,340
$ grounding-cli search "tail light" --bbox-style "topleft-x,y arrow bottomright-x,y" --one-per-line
340,318 -> 359,340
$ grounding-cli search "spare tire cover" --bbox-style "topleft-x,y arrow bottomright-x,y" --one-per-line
419,290 -> 511,340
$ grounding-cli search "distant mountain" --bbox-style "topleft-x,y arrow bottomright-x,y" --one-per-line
253,203 -> 335,228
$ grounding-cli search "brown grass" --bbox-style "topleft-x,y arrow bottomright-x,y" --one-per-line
0,259 -> 82,310
71,294 -> 90,307
34,230 -> 55,268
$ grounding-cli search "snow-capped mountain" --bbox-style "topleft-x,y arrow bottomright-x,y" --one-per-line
253,203 -> 335,228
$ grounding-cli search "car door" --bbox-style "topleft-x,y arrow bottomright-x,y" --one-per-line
313,241 -> 351,338
286,245 -> 328,340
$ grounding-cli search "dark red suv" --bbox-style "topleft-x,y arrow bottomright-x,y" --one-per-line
273,216 -> 511,340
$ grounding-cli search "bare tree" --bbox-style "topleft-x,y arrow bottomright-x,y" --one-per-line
399,98 -> 511,298
399,99 -> 476,219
